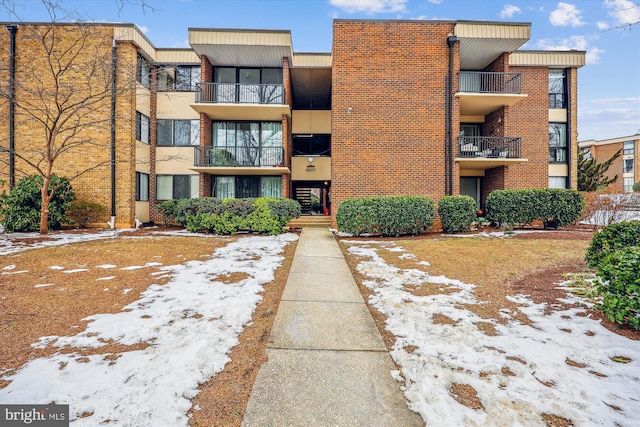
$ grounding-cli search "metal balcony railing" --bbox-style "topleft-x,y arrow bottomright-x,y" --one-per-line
195,82 -> 285,104
459,72 -> 522,94
458,136 -> 522,158
195,146 -> 284,167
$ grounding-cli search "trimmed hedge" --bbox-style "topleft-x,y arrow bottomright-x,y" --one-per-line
172,197 -> 300,235
596,246 -> 640,330
438,195 -> 477,233
336,196 -> 435,237
585,221 -> 640,269
485,189 -> 584,228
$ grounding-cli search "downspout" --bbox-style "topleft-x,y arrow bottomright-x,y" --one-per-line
6,25 -> 18,189
565,68 -> 572,189
108,38 -> 117,228
446,35 -> 458,196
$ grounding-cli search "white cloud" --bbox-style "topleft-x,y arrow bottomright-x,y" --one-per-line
500,4 -> 522,19
329,0 -> 407,13
604,0 -> 640,26
596,21 -> 610,30
549,2 -> 586,27
537,35 -> 603,64
428,0 -> 442,3
137,25 -> 149,34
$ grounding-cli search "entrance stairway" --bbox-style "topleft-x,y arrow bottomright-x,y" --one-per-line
287,215 -> 332,229
294,188 -> 313,214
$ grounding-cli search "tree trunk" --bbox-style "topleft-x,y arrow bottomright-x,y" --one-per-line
40,176 -> 50,234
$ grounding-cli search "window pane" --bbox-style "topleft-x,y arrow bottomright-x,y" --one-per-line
172,175 -> 190,200
190,175 -> 199,198
215,177 -> 235,199
190,67 -> 201,91
236,176 -> 260,198
623,177 -> 633,192
261,68 -> 282,84
214,68 -> 236,83
156,175 -> 172,200
174,120 -> 191,146
157,66 -> 176,91
136,172 -> 149,201
549,69 -> 566,108
624,159 -> 634,174
141,114 -> 149,143
190,120 -> 200,145
549,123 -> 566,147
624,141 -> 635,155
157,120 -> 172,145
261,177 -> 281,197
549,176 -> 567,189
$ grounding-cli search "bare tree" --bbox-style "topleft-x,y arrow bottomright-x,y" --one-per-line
0,1 -> 137,233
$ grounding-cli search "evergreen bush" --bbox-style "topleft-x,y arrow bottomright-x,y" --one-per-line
585,221 -> 640,269
438,195 -> 477,233
596,246 -> 640,330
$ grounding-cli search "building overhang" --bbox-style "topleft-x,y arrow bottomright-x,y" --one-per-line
190,103 -> 291,121
190,166 -> 291,176
456,157 -> 529,171
456,92 -> 528,116
188,28 -> 293,66
454,21 -> 530,69
509,50 -> 586,68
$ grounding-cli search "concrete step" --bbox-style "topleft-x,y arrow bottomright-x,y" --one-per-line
287,216 -> 332,229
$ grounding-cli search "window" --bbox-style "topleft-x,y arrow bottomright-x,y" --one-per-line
157,65 -> 200,91
293,135 -> 331,156
136,112 -> 150,143
213,176 -> 281,199
136,53 -> 151,88
624,158 -> 634,174
549,69 -> 566,109
549,123 -> 567,163
213,67 -> 283,104
156,175 -> 199,200
549,176 -> 567,189
157,120 -> 200,146
624,177 -> 634,192
624,141 -> 635,155
212,121 -> 283,166
580,148 -> 592,160
136,172 -> 149,201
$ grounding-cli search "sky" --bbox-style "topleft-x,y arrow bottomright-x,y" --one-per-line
2,0 -> 639,141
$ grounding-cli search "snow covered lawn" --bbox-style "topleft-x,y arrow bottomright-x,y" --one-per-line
0,230 -> 298,426
342,238 -> 640,426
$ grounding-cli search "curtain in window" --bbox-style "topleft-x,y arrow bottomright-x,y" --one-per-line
215,177 -> 235,199
237,123 -> 260,166
261,177 -> 281,198
156,175 -> 172,200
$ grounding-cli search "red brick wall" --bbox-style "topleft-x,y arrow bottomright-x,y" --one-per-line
198,55 -> 213,200
331,20 -> 456,220
590,142 -> 624,192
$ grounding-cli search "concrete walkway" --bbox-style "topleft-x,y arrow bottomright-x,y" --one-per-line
242,228 -> 423,426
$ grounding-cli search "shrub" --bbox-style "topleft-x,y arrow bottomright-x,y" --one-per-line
438,195 -> 477,233
157,200 -> 178,225
633,181 -> 640,192
585,221 -> 640,269
485,189 -> 584,228
596,246 -> 640,330
66,200 -> 108,228
159,198 -> 225,227
0,175 -> 75,232
336,196 -> 435,237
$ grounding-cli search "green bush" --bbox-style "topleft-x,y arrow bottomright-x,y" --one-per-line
438,195 -> 477,233
336,196 -> 435,237
485,189 -> 584,228
596,246 -> 640,330
0,175 -> 75,232
66,200 -> 108,228
585,221 -> 640,269
159,198 -> 225,226
633,181 -> 640,192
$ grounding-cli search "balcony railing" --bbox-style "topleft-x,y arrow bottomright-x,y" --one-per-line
459,72 -> 522,94
458,136 -> 522,158
195,82 -> 285,104
195,146 -> 284,167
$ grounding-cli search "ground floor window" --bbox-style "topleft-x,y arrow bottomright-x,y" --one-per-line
156,175 -> 199,200
548,176 -> 568,189
136,172 -> 149,201
213,176 -> 281,199
623,177 -> 634,192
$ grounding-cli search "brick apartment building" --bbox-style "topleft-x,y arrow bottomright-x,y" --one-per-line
0,20 -> 585,228
579,134 -> 640,192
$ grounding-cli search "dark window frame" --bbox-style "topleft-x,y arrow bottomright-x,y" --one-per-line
549,122 -> 567,164
157,119 -> 200,146
157,65 -> 201,91
136,111 -> 150,144
135,172 -> 149,201
136,53 -> 151,88
549,69 -> 567,109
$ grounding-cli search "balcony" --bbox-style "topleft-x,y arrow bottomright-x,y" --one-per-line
456,71 -> 527,117
191,83 -> 290,121
456,136 -> 528,171
191,146 -> 290,176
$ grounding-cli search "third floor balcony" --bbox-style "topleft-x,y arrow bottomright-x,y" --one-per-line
191,82 -> 291,121
456,71 -> 528,117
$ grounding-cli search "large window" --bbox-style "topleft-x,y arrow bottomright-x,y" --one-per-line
136,172 -> 149,201
157,65 -> 200,91
213,176 -> 281,199
156,175 -> 199,200
624,141 -> 635,155
157,120 -> 200,146
624,177 -> 634,192
549,123 -> 567,163
136,53 -> 151,88
549,69 -> 566,109
212,121 -> 283,166
549,176 -> 568,189
213,67 -> 283,104
624,158 -> 634,174
136,112 -> 150,144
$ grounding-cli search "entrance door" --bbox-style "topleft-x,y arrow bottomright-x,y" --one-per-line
460,177 -> 481,209
293,181 -> 330,215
